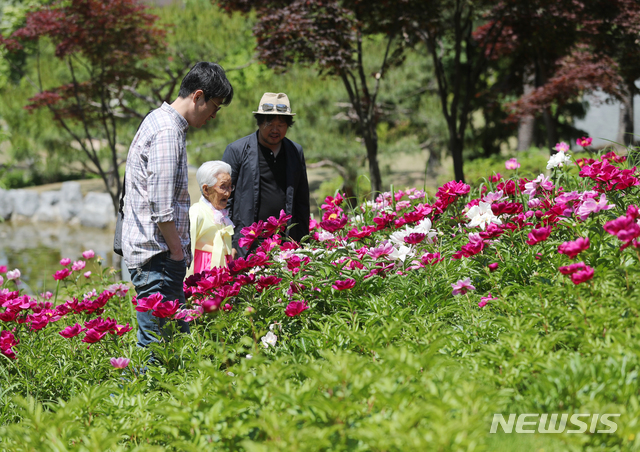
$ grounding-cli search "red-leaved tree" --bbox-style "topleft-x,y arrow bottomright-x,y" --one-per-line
0,0 -> 165,212
217,0 -> 420,195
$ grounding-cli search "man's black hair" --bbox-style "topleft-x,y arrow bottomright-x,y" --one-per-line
254,114 -> 295,127
178,62 -> 234,106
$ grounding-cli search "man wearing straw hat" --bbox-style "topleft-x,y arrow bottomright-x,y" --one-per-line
222,92 -> 310,257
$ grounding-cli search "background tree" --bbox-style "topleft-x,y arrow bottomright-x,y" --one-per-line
476,0 -> 640,151
0,0 -> 165,211
217,0 -> 417,196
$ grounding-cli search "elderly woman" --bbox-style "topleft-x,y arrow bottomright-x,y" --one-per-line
187,161 -> 235,276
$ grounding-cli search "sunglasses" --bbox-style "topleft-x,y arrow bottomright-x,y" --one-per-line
262,103 -> 289,113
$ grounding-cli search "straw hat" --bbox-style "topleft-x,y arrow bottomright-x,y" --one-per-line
252,92 -> 296,116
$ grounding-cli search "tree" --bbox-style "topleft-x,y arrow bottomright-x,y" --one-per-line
477,0 -> 640,151
217,0 -> 416,195
0,0 -> 165,212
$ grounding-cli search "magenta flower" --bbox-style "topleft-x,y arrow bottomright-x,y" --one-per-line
111,323 -> 132,336
505,158 -> 520,170
451,277 -> 475,296
559,261 -> 587,275
554,142 -> 570,153
82,250 -> 95,259
238,221 -> 265,249
558,237 -> 590,259
285,300 -> 309,317
60,258 -> 71,266
152,299 -> 181,318
59,323 -> 86,338
478,293 -> 498,308
526,226 -> 552,245
0,265 -> 6,273
368,242 -> 395,260
222,303 -> 233,312
256,275 -> 283,292
110,357 -> 130,369
6,269 -> 20,281
332,278 -> 356,291
202,296 -> 223,313
488,262 -> 499,272
82,328 -> 107,344
53,268 -> 72,281
83,271 -> 92,278
576,137 -> 592,147
134,293 -> 163,313
570,266 -> 594,285
403,233 -> 426,245
72,260 -> 86,271
421,252 -> 443,265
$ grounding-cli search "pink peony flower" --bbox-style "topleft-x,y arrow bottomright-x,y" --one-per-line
82,328 -> 107,344
84,271 -> 92,278
202,296 -> 223,313
421,252 -> 443,265
285,300 -> 309,317
110,357 -> 130,369
82,250 -> 95,259
6,269 -> 20,281
505,158 -> 520,170
558,237 -> 590,259
111,323 -> 132,336
53,268 -> 72,281
72,260 -> 86,271
0,276 -> 3,286
488,262 -> 499,272
59,323 -> 86,338
451,277 -> 475,296
60,258 -> 71,266
152,299 -> 181,318
134,293 -> 163,313
570,266 -> 594,285
222,303 -> 233,312
554,142 -> 570,153
403,233 -> 427,245
526,226 -> 552,245
332,279 -> 356,291
0,266 -> 6,273
576,137 -> 592,147
559,261 -> 587,275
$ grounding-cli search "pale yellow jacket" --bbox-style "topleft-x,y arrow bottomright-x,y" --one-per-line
187,197 -> 234,276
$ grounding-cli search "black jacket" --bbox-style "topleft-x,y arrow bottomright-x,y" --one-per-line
222,131 -> 310,257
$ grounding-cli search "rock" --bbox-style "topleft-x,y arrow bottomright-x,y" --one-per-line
32,191 -> 61,223
78,192 -> 115,229
0,188 -> 12,220
58,182 -> 83,222
11,189 -> 39,218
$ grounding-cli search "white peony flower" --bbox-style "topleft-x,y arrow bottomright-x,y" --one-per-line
389,245 -> 413,262
261,331 -> 278,348
317,230 -> 335,242
546,152 -> 572,170
465,201 -> 502,230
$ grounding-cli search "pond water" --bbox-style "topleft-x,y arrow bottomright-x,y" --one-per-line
0,222 -> 128,295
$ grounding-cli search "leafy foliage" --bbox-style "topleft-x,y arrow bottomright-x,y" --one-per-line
1,145 -> 640,450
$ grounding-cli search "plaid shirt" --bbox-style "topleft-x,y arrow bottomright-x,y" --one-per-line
122,102 -> 192,269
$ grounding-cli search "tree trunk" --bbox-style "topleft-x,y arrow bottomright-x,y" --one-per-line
362,122 -> 382,195
450,133 -> 465,183
517,70 -> 536,151
542,108 -> 559,154
617,86 -> 634,146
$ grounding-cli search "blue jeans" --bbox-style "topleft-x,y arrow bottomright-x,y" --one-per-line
129,252 -> 190,348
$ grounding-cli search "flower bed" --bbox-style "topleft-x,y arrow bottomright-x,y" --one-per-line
1,143 -> 640,451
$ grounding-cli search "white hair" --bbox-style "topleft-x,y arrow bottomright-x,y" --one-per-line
196,161 -> 232,195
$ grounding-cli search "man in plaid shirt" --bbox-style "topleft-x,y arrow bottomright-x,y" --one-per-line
123,62 -> 234,348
